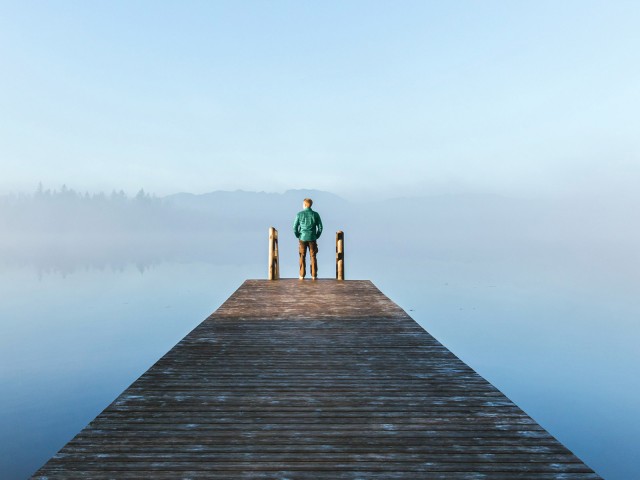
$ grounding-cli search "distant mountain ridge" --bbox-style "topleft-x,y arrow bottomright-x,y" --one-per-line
1,186 -> 635,250
162,188 -> 347,211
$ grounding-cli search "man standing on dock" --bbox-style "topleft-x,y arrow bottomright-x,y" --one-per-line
293,198 -> 323,280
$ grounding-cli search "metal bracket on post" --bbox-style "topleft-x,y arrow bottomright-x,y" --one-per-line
336,230 -> 344,280
268,227 -> 280,280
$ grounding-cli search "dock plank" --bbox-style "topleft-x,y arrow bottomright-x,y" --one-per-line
33,279 -> 601,479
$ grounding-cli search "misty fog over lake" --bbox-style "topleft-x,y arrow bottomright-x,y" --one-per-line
1,188 -> 639,479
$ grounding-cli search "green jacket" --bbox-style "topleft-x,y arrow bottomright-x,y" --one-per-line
293,207 -> 323,242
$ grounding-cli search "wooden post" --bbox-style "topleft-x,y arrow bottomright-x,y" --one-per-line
336,230 -> 344,280
268,227 -> 279,280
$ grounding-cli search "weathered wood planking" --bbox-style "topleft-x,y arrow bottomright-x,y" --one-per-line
33,279 -> 601,479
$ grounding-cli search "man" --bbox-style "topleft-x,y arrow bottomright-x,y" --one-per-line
293,198 -> 323,280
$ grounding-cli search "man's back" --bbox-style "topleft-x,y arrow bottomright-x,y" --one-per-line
294,207 -> 323,242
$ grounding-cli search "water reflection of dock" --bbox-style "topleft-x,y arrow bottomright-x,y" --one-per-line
33,279 -> 600,479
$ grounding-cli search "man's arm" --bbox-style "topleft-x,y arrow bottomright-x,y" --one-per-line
293,214 -> 300,238
315,212 -> 323,239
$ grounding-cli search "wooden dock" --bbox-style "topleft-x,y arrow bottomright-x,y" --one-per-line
33,279 -> 601,479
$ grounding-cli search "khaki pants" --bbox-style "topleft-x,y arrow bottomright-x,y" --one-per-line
299,241 -> 318,278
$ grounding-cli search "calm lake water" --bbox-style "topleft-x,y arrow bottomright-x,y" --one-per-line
1,243 -> 638,479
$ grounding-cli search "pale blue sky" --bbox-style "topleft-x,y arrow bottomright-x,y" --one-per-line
1,1 -> 639,199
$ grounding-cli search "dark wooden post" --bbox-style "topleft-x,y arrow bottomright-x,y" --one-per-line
336,230 -> 344,280
268,227 -> 279,280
